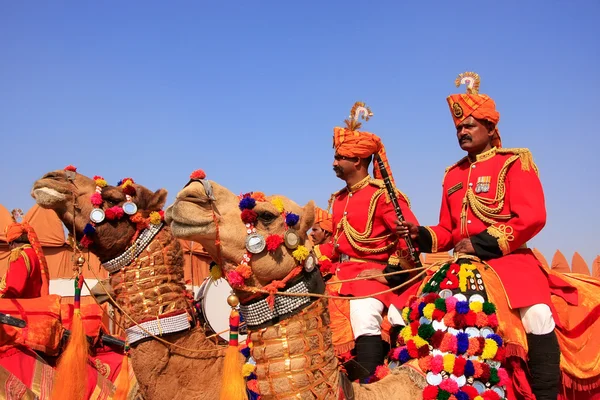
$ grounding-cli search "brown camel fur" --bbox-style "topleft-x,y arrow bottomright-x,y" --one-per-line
32,169 -> 241,400
166,178 -> 426,399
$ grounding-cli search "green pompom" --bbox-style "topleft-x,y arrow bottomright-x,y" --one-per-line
418,323 -> 435,340
434,298 -> 447,312
482,302 -> 496,315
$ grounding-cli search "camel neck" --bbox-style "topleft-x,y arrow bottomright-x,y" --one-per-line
250,299 -> 340,398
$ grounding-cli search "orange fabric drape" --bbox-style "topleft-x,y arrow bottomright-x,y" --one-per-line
179,240 -> 212,287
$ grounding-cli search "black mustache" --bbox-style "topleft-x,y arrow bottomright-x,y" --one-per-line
459,135 -> 472,143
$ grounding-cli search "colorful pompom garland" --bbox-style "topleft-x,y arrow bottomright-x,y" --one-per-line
390,265 -> 509,400
65,166 -> 165,248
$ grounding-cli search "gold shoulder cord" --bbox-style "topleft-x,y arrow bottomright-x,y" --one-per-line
461,149 -> 537,232
339,187 -> 398,254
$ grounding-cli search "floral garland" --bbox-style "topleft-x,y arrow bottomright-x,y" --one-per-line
389,262 -> 509,400
64,166 -> 164,248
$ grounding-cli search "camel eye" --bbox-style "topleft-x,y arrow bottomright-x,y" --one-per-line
257,211 -> 277,225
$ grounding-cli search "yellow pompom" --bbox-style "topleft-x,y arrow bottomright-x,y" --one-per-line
271,198 -> 285,213
443,353 -> 455,373
402,307 -> 410,323
210,265 -> 223,280
292,245 -> 309,262
149,211 -> 161,225
95,179 -> 107,188
400,326 -> 413,342
412,335 -> 428,348
242,363 -> 256,378
469,301 -> 483,313
422,303 -> 436,320
482,338 -> 499,360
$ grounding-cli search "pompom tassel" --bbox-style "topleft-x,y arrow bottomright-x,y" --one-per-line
220,306 -> 247,400
52,309 -> 89,400
52,274 -> 89,400
112,347 -> 131,400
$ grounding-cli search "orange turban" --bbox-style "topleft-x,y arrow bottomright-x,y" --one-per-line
446,72 -> 502,148
5,222 -> 27,243
314,207 -> 333,233
333,102 -> 397,185
4,221 -> 50,296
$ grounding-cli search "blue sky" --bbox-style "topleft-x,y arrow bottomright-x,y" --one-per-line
1,1 -> 598,267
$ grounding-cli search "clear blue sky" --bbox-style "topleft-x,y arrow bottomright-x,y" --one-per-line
1,1 -> 598,267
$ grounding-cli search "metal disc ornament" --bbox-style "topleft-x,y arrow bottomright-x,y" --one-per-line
90,208 -> 105,223
304,253 -> 316,272
284,229 -> 300,249
122,201 -> 138,215
245,233 -> 266,254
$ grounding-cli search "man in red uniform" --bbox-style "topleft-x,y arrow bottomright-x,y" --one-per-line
1,219 -> 49,298
314,103 -> 420,380
310,207 -> 333,246
398,72 -> 560,400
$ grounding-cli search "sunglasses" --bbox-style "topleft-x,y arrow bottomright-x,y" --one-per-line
334,154 -> 359,162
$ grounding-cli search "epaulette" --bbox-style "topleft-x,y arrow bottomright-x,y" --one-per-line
496,147 -> 538,174
369,178 -> 412,208
442,156 -> 469,184
9,246 -> 32,273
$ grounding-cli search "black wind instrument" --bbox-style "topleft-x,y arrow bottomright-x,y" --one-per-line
374,154 -> 423,268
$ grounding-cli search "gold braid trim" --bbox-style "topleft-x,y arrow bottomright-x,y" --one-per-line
463,154 -> 520,228
424,226 -> 438,253
370,179 -> 412,208
312,245 -> 323,260
486,224 -> 514,255
496,147 -> 538,175
340,188 -> 397,254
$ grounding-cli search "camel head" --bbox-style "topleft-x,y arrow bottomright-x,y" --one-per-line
31,166 -> 168,261
166,170 -> 315,295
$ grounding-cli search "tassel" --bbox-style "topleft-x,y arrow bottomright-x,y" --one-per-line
219,294 -> 247,400
112,345 -> 131,400
52,274 -> 89,400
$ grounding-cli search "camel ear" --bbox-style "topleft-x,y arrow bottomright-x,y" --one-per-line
146,189 -> 168,211
299,200 -> 316,235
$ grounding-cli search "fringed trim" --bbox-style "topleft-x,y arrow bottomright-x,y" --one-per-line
496,148 -> 538,175
334,341 -> 355,356
561,371 -> 600,392
504,343 -> 528,361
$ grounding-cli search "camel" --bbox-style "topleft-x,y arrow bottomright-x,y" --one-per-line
166,174 -> 426,399
32,168 -> 240,400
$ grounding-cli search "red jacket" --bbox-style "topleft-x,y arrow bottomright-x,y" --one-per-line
0,246 -> 43,299
314,178 -> 419,307
418,147 -> 555,309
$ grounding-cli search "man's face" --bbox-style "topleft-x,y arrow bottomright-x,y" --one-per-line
332,153 -> 359,181
310,223 -> 331,245
456,116 -> 494,154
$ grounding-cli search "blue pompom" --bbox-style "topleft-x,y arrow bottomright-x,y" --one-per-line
240,346 -> 251,358
285,213 -> 299,227
456,301 -> 470,314
418,301 -> 427,316
247,372 -> 257,380
83,223 -> 96,236
456,392 -> 470,400
487,333 -> 503,347
239,197 -> 256,211
457,332 -> 470,354
399,348 -> 411,363
464,360 -> 475,377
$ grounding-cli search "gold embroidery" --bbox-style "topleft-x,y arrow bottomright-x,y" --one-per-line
447,182 -> 463,196
424,226 -> 438,253
486,224 -> 514,255
452,102 -> 464,118
496,147 -> 538,174
94,358 -> 111,378
475,147 -> 497,162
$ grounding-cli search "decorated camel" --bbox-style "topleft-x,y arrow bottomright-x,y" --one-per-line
166,171 -> 427,399
32,167 -> 240,400
167,171 -> 600,400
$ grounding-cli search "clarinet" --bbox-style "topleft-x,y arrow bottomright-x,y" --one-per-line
374,154 -> 423,269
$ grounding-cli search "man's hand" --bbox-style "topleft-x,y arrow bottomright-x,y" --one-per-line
356,269 -> 388,284
454,238 -> 475,254
395,220 -> 419,240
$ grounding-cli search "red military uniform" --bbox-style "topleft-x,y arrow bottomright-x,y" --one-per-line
417,147 -> 551,309
0,245 -> 43,298
314,178 -> 419,307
